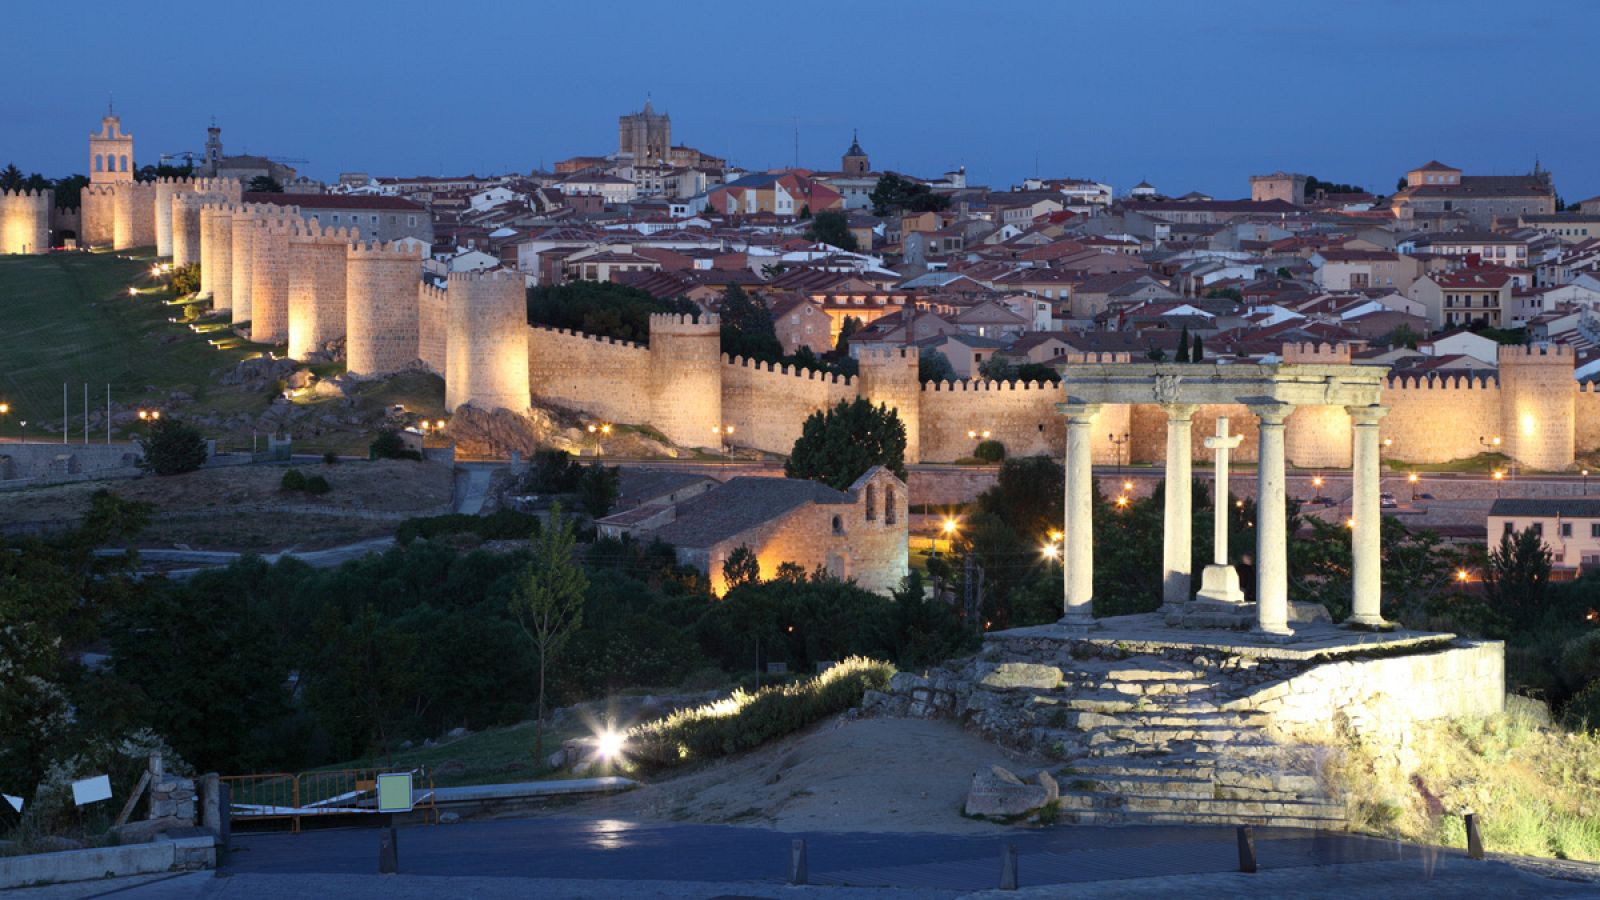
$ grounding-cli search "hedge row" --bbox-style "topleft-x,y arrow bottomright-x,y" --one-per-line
624,657 -> 895,770
396,509 -> 541,545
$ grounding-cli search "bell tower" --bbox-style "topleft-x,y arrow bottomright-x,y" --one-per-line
89,106 -> 134,185
842,130 -> 870,176
205,121 -> 223,174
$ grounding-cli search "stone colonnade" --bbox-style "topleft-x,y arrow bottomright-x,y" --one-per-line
1058,363 -> 1387,637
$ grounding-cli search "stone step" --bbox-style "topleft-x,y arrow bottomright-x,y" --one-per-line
1061,710 -> 1267,731
1057,691 -> 1226,714
1065,662 -> 1208,682
1065,752 -> 1317,783
1057,773 -> 1218,798
1052,791 -> 1346,821
1065,737 -> 1285,759
1080,679 -> 1215,697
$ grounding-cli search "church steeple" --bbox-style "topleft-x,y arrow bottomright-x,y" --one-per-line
842,130 -> 869,176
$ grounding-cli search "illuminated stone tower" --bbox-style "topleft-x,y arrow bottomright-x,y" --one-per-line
647,313 -> 721,448
1500,343 -> 1576,471
89,110 -> 133,185
446,271 -> 531,413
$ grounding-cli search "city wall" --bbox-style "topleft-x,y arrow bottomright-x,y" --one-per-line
0,188 -> 52,255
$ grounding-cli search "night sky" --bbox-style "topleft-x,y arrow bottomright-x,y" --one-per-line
4,0 -> 1596,201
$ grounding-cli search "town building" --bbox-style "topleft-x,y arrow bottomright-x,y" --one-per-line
1487,498 -> 1600,576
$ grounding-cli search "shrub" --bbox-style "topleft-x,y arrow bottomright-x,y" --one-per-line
974,440 -> 1006,463
1563,680 -> 1600,733
137,417 -> 208,476
303,474 -> 331,495
396,509 -> 540,545
370,429 -> 421,461
322,451 -> 340,465
280,468 -> 307,491
623,657 -> 894,771
168,262 -> 201,296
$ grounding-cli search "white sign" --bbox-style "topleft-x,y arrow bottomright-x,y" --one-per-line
2,793 -> 22,814
71,775 -> 112,806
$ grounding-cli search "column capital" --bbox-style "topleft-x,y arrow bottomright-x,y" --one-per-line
1161,402 -> 1199,422
1056,401 -> 1103,422
1244,399 -> 1293,426
1345,404 -> 1390,426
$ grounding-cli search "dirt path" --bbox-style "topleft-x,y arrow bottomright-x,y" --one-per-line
568,716 -> 1044,834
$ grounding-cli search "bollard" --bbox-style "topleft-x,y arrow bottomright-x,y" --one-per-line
789,838 -> 808,885
1465,813 -> 1484,860
1237,825 -> 1258,874
1000,844 -> 1018,891
379,826 -> 399,874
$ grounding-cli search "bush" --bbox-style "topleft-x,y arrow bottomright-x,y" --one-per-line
974,440 -> 1006,463
396,509 -> 540,545
1564,680 -> 1600,733
168,262 -> 201,296
322,451 -> 340,465
370,429 -> 421,461
137,417 -> 208,476
280,468 -> 307,491
623,657 -> 894,771
304,474 -> 331,496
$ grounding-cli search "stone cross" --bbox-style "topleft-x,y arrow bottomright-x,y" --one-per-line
1197,417 -> 1246,604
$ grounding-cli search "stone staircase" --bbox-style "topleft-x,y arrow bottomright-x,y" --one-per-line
876,639 -> 1349,830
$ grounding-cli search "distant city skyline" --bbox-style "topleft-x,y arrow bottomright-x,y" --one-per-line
4,0 -> 1597,201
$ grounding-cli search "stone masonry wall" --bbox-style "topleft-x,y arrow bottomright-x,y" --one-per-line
0,188 -> 50,254
720,357 -> 855,456
1500,344 -> 1576,471
113,180 -> 156,250
250,216 -> 296,344
345,240 -> 425,377
417,282 -> 447,374
1381,374 -> 1502,465
286,225 -> 353,360
526,326 -> 653,428
230,207 -> 258,324
648,313 -> 723,449
153,178 -> 182,257
80,184 -> 115,247
199,204 -> 233,309
446,270 -> 530,413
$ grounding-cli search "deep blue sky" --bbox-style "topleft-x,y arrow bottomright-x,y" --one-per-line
4,0 -> 1596,200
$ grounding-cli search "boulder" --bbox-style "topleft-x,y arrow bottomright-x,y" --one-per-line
964,766 -> 1050,819
438,812 -> 461,824
446,726 -> 469,738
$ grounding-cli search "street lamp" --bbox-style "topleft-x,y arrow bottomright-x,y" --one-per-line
587,423 -> 612,456
941,517 -> 959,554
1408,471 -> 1420,502
1109,432 -> 1130,478
137,408 -> 161,422
1493,469 -> 1505,497
1584,469 -> 1590,496
713,425 -> 734,463
0,402 -> 8,441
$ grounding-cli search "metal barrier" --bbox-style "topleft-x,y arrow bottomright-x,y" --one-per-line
220,766 -> 437,832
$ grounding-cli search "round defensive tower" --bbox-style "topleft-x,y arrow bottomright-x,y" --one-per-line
250,213 -> 296,344
1500,343 -> 1576,471
1285,405 -> 1352,469
445,270 -> 530,413
154,178 -> 181,257
0,189 -> 52,255
230,205 -> 258,325
345,240 -> 426,377
80,184 -> 116,248
287,223 -> 353,361
648,312 -> 723,448
857,345 -> 923,463
199,203 -> 234,309
172,193 -> 204,269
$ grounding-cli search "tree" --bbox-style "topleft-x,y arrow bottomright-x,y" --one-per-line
138,417 -> 207,476
1304,175 -> 1365,196
1484,527 -> 1553,627
919,348 -> 956,383
1396,176 -> 1409,192
0,163 -> 23,191
169,262 -> 201,296
718,284 -> 783,362
1385,323 -> 1422,349
785,398 -> 907,489
508,504 -> 589,751
526,281 -> 695,343
805,210 -> 858,251
1192,335 -> 1204,362
577,463 -> 621,518
869,172 -> 951,217
722,545 -> 762,591
1177,326 -> 1192,362
835,316 -> 862,353
247,175 -> 284,193
369,429 -> 420,461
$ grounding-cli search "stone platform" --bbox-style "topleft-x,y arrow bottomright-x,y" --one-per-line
867,616 -> 1505,831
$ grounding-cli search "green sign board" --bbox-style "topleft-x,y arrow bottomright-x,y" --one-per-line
376,772 -> 414,813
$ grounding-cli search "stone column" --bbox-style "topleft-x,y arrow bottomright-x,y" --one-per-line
1250,402 -> 1293,636
1059,402 -> 1101,628
1346,405 -> 1389,627
1197,417 -> 1246,604
1161,404 -> 1197,607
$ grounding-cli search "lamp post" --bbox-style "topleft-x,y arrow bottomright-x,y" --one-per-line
1109,432 -> 1130,479
1492,469 -> 1505,498
1584,469 -> 1590,496
1311,474 -> 1326,504
713,425 -> 734,464
0,402 -> 8,442
1408,471 -> 1420,502
587,423 -> 612,457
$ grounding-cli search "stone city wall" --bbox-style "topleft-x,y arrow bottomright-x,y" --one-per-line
719,356 -> 855,456
112,179 -> 156,250
526,325 -> 653,430
80,184 -> 116,247
417,282 -> 448,374
286,223 -> 355,360
199,204 -> 234,309
0,188 -> 51,255
445,270 -> 530,413
249,212 -> 299,343
229,205 -> 259,324
649,313 -> 724,449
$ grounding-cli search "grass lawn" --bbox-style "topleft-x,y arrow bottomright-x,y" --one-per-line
312,719 -> 590,789
1387,452 -> 1514,474
0,249 -> 267,435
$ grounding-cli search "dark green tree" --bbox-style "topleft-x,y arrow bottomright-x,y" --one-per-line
805,210 -> 858,251
369,429 -> 419,461
526,281 -> 695,342
785,398 -> 907,489
869,172 -> 951,216
577,463 -> 621,518
137,417 -> 207,476
1485,527 -> 1553,627
718,284 -> 784,361
1192,335 -> 1204,362
835,315 -> 862,353
1177,326 -> 1192,362
247,175 -> 284,193
0,163 -> 23,191
509,504 -> 589,748
722,545 -> 762,591
919,348 -> 956,383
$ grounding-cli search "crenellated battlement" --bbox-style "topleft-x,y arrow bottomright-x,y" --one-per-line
0,188 -> 53,202
529,324 -> 648,351
923,378 -> 1067,393
1499,342 -> 1575,363
721,354 -> 854,385
648,311 -> 720,334
1281,341 -> 1353,365
289,221 -> 358,245
447,269 -> 521,286
1385,372 -> 1499,391
347,239 -> 426,261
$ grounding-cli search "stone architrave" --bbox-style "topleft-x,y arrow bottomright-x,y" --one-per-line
1197,416 -> 1246,604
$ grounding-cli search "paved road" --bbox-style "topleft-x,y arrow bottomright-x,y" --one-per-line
21,818 -> 1596,899
453,464 -> 494,515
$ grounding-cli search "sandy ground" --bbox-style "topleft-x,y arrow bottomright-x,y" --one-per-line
567,716 -> 1044,834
